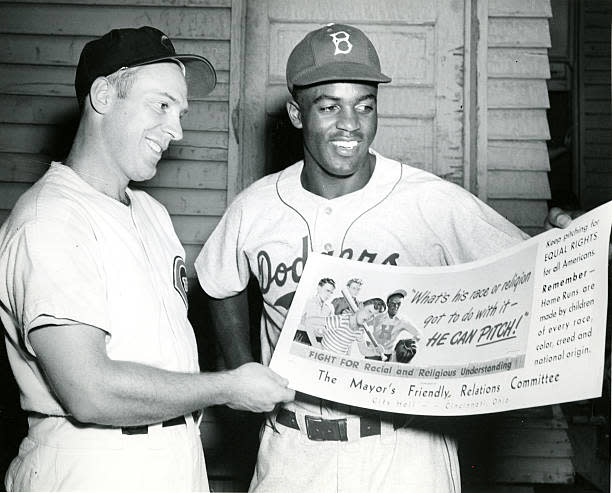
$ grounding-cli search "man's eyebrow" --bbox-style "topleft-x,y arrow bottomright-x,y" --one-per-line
357,93 -> 377,102
157,91 -> 189,113
311,93 -> 377,105
159,91 -> 178,102
312,94 -> 340,105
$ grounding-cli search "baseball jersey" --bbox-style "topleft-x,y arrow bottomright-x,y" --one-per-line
0,162 -> 199,416
196,150 -> 528,416
321,314 -> 362,355
372,313 -> 421,353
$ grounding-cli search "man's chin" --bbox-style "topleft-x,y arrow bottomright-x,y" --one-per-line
133,167 -> 158,183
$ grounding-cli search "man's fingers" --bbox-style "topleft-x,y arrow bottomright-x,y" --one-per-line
267,368 -> 289,386
281,389 -> 295,402
548,207 -> 572,229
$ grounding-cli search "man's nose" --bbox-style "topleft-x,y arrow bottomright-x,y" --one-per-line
337,109 -> 359,132
165,113 -> 183,141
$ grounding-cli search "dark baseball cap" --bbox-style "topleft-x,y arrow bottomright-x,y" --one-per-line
286,23 -> 391,92
75,26 -> 216,107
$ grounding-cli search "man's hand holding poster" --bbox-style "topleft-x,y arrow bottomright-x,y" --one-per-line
270,202 -> 612,415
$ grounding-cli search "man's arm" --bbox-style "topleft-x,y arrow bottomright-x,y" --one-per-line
207,289 -> 254,369
29,322 -> 294,427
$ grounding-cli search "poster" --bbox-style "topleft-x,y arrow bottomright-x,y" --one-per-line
270,202 -> 612,415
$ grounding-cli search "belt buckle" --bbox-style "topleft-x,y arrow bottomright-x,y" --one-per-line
304,415 -> 348,441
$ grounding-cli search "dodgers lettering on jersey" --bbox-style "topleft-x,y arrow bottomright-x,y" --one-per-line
258,235 -> 399,297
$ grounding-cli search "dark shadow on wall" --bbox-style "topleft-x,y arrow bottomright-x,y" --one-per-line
0,327 -> 28,492
188,277 -> 265,491
39,109 -> 81,164
264,109 -> 304,176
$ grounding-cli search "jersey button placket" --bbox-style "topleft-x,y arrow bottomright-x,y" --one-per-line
315,204 -> 336,254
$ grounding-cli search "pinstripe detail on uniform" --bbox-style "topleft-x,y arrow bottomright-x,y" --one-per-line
275,171 -> 314,252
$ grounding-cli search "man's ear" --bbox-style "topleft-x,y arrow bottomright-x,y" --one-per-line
88,77 -> 114,114
286,99 -> 303,129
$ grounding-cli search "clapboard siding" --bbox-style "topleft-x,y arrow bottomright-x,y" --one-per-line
488,141 -> 550,171
15,0 -> 231,5
0,63 -> 231,101
0,34 -> 232,72
489,0 -> 552,18
489,110 -> 551,140
0,95 -> 229,131
488,80 -> 549,109
490,406 -> 574,484
0,1 -> 239,285
492,457 -> 574,483
488,199 -> 549,227
0,4 -> 231,39
0,181 -> 227,216
485,0 -> 552,232
489,18 -> 552,48
488,48 -> 551,79
0,124 -> 229,156
488,170 -> 552,199
579,0 -> 611,209
0,153 -> 228,189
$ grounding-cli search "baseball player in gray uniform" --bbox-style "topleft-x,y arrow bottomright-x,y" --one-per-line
196,23 -> 573,493
0,26 -> 293,492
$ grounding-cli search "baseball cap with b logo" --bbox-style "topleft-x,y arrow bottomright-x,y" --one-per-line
286,23 -> 391,92
75,26 -> 216,108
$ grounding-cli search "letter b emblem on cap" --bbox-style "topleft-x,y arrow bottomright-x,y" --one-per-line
329,31 -> 352,55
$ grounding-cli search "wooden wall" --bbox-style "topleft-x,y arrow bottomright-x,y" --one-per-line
486,0 -> 553,236
0,0 -> 241,284
578,0 -> 611,209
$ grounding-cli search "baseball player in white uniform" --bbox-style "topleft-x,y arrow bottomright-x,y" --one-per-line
195,23 -> 572,493
0,26 -> 293,492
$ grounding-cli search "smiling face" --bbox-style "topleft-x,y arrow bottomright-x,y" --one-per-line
287,82 -> 378,196
387,294 -> 403,318
101,62 -> 188,183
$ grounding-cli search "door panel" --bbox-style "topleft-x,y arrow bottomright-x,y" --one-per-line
242,0 -> 466,186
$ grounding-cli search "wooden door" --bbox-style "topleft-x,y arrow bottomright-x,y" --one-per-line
240,0 -> 467,191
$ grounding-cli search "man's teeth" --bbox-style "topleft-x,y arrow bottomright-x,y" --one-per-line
332,141 -> 358,149
147,140 -> 162,153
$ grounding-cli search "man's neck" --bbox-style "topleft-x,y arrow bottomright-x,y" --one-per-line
64,119 -> 131,204
300,153 -> 375,199
65,149 -> 130,205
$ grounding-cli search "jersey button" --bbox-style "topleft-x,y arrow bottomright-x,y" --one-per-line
323,243 -> 333,252
324,206 -> 332,215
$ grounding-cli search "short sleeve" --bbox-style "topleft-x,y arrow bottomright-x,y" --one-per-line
4,218 -> 110,355
194,197 -> 252,298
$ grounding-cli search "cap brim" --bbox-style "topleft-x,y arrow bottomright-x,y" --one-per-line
291,62 -> 391,90
134,54 -> 217,98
